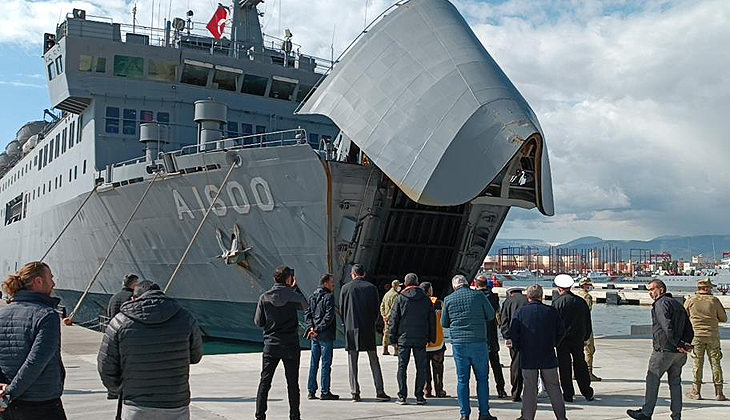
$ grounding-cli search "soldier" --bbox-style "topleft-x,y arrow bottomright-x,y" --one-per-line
684,278 -> 728,401
380,280 -> 401,356
576,277 -> 601,382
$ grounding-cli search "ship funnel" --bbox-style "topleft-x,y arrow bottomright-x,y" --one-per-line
297,0 -> 554,215
194,100 -> 227,150
139,123 -> 169,163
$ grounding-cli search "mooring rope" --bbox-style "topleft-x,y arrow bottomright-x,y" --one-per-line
163,157 -> 240,294
64,171 -> 161,325
41,183 -> 100,262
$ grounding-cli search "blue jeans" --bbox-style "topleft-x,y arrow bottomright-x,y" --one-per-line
308,340 -> 334,394
452,342 -> 490,417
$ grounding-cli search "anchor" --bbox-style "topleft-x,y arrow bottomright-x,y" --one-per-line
216,224 -> 252,268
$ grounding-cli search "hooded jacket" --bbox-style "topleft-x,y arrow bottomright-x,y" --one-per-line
254,283 -> 308,356
306,286 -> 336,343
0,290 -> 65,402
552,291 -> 592,343
97,290 -> 203,409
389,285 -> 436,347
652,293 -> 694,352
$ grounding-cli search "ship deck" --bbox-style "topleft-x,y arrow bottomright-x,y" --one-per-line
55,314 -> 730,420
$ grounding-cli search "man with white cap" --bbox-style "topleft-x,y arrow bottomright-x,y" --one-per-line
552,274 -> 595,402
500,285 -> 529,401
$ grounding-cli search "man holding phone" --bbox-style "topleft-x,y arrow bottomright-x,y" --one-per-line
254,266 -> 308,420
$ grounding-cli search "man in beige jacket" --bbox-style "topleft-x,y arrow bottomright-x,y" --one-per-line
684,278 -> 728,401
380,280 -> 400,355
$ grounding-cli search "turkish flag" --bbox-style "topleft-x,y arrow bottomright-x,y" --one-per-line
206,5 -> 229,39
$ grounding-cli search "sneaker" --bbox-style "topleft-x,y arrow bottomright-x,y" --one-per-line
497,388 -> 508,399
626,409 -> 651,420
511,395 -> 521,402
396,396 -> 407,405
436,391 -> 450,398
478,413 -> 498,420
352,394 -> 361,403
307,392 -> 318,400
416,397 -> 427,405
425,392 -> 434,398
585,394 -> 595,402
321,392 -> 340,400
376,392 -> 392,402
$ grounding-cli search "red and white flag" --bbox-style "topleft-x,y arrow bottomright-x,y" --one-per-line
206,5 -> 229,39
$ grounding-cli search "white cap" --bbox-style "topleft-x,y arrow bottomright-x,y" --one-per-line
554,274 -> 575,289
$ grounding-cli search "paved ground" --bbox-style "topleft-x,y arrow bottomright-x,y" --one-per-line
59,323 -> 730,420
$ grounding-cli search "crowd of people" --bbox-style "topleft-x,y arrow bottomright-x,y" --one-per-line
0,261 -> 727,420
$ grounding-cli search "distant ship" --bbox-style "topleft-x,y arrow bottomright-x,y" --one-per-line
0,0 -> 553,340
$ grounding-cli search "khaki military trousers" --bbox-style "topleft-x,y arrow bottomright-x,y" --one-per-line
691,336 -> 724,386
584,334 -> 596,371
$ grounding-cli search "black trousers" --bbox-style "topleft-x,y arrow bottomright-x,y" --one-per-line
489,350 -> 506,391
509,347 -> 524,399
425,346 -> 446,395
557,339 -> 593,399
0,398 -> 67,420
255,352 -> 301,420
397,345 -> 428,399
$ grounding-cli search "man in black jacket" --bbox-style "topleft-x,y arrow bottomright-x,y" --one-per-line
500,286 -> 528,401
389,273 -> 436,405
106,273 -> 138,319
254,266 -> 308,420
98,280 -> 203,420
476,275 -> 507,398
305,273 -> 339,401
340,264 -> 390,402
552,274 -> 594,402
627,280 -> 693,420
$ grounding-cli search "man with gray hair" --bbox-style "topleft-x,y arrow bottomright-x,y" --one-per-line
510,284 -> 567,420
389,273 -> 435,405
442,274 -> 497,420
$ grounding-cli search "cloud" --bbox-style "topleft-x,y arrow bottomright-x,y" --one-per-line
0,80 -> 44,88
0,0 -> 726,242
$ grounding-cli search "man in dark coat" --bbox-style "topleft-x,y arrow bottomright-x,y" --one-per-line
476,275 -> 507,398
551,274 -> 594,402
510,284 -> 567,420
98,280 -> 203,420
340,264 -> 390,402
0,261 -> 66,420
627,280 -> 694,420
389,273 -> 436,405
500,286 -> 528,401
305,273 -> 339,401
106,273 -> 138,319
254,266 -> 308,420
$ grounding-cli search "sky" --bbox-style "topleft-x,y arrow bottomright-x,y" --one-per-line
0,0 -> 728,243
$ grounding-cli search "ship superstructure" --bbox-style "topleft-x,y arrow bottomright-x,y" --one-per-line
0,0 -> 554,341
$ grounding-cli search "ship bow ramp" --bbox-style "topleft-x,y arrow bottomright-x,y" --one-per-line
298,0 -> 554,216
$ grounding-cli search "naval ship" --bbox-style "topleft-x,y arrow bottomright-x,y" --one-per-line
0,0 -> 554,341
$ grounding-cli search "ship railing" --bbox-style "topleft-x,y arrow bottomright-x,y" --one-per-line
172,128 -> 308,157
112,156 -> 147,169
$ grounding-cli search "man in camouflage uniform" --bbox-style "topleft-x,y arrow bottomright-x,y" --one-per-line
380,280 -> 401,355
684,278 -> 728,401
576,277 -> 601,382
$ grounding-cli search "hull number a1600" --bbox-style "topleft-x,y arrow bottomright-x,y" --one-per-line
172,178 -> 274,220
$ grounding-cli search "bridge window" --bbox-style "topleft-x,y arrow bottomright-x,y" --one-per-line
79,55 -> 106,73
157,112 -> 170,124
242,74 -> 268,96
105,107 -> 120,134
114,55 -> 144,78
123,109 -> 137,135
148,60 -> 176,82
181,62 -> 210,87
227,121 -> 238,137
42,144 -> 48,167
213,67 -> 239,91
269,76 -> 297,101
296,84 -> 314,103
140,110 -> 154,123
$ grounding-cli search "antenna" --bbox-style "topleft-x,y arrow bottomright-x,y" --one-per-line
330,23 -> 336,67
364,0 -> 369,30
132,3 -> 138,33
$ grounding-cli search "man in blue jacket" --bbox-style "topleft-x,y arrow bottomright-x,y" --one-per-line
0,261 -> 66,420
510,284 -> 567,420
442,274 -> 496,420
305,273 -> 339,401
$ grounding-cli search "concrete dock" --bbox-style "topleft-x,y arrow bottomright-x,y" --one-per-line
60,323 -> 730,420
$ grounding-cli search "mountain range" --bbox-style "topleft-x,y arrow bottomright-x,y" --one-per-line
488,235 -> 730,261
